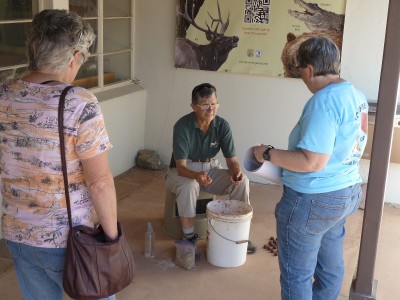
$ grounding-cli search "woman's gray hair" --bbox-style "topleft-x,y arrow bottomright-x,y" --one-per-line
296,35 -> 340,76
27,9 -> 95,73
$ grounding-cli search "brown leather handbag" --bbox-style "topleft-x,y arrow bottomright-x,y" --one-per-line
58,86 -> 135,300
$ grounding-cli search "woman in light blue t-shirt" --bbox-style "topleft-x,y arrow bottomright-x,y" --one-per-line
254,36 -> 368,300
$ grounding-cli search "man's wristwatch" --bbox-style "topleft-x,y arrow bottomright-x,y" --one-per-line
263,145 -> 274,161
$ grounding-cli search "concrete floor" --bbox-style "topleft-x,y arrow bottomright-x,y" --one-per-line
0,167 -> 399,300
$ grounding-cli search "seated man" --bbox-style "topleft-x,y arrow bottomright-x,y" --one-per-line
165,83 -> 254,257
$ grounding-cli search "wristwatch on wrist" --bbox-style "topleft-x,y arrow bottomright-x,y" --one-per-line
263,145 -> 274,161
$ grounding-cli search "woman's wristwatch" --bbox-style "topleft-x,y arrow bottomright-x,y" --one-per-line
263,145 -> 274,161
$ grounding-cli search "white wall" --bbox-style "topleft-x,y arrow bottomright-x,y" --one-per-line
135,0 -> 313,181
340,0 -> 388,101
360,160 -> 400,205
135,0 -> 398,199
135,0 -> 400,203
98,86 -> 146,176
135,0 -> 389,161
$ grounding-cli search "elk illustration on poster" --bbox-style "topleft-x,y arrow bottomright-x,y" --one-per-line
175,0 -> 347,77
175,0 -> 239,71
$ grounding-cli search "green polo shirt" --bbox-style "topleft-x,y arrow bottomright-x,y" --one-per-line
169,112 -> 236,168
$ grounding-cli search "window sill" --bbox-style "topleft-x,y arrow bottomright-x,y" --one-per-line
73,72 -> 116,89
95,83 -> 145,103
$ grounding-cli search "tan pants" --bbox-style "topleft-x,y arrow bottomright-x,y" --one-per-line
165,159 -> 250,217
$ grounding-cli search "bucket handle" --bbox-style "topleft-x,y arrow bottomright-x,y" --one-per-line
208,219 -> 249,244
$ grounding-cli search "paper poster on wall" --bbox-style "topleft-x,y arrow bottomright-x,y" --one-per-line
175,0 -> 347,78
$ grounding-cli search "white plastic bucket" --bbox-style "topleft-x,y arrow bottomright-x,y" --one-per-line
243,147 -> 282,184
206,200 -> 253,268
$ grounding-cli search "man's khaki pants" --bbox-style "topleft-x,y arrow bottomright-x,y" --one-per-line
165,159 -> 250,218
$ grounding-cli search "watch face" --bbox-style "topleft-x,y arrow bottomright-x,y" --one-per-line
263,146 -> 273,161
263,152 -> 270,161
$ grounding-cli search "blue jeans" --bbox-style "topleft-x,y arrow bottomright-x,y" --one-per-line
6,241 -> 116,300
275,184 -> 361,300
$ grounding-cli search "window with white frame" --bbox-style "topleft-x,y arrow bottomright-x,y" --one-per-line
0,0 -> 39,82
0,0 -> 134,91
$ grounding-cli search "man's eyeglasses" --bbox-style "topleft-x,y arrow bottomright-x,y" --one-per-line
196,103 -> 220,111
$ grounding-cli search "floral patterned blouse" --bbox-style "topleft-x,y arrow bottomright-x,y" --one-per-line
0,80 -> 112,248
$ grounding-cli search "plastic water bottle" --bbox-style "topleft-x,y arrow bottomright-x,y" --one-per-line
145,222 -> 155,258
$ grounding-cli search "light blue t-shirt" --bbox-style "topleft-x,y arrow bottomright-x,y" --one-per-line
281,81 -> 368,193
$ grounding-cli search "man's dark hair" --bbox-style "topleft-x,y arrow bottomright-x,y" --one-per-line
191,83 -> 217,104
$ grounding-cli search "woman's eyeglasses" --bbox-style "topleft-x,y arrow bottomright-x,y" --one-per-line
195,103 -> 220,111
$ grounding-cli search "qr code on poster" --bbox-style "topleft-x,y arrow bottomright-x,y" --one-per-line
244,0 -> 270,24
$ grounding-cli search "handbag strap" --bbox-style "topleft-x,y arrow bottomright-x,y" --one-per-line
58,85 -> 75,230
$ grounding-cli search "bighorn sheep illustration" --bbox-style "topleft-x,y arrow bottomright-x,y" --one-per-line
175,0 -> 239,71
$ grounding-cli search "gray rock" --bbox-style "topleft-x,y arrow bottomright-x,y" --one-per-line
136,149 -> 164,170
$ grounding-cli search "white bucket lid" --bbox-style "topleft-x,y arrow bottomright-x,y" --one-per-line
206,200 -> 253,222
